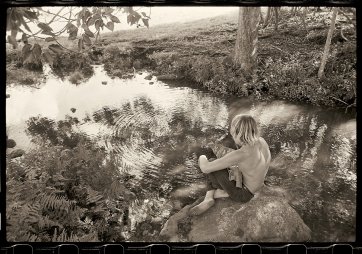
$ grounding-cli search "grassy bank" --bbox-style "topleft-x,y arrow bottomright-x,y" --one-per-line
6,9 -> 356,109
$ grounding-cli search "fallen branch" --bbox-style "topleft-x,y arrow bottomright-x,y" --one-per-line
330,96 -> 348,105
259,33 -> 273,39
345,102 -> 356,113
269,45 -> 292,57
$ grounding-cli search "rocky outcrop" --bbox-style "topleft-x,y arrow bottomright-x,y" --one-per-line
144,74 -> 153,80
7,139 -> 16,149
159,197 -> 203,241
159,186 -> 311,242
9,149 -> 25,159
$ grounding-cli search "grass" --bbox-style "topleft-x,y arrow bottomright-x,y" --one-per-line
6,9 -> 356,109
6,64 -> 43,85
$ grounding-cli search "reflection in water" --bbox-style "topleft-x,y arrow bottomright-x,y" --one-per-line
6,65 -> 356,242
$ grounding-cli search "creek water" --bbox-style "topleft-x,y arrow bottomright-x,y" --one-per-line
6,65 -> 356,241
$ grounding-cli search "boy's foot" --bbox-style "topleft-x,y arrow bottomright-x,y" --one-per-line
189,198 -> 215,216
214,189 -> 229,199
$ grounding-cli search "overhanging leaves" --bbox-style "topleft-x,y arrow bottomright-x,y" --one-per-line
78,38 -> 83,51
22,33 -> 28,44
82,34 -> 92,45
22,44 -> 32,59
105,22 -> 114,31
32,43 -> 42,59
23,10 -> 38,20
41,30 -> 55,36
127,11 -> 142,26
109,15 -> 120,23
85,30 -> 94,38
103,7 -> 114,15
95,19 -> 102,31
45,37 -> 56,42
42,51 -> 54,65
38,22 -> 53,32
48,44 -> 63,54
142,19 -> 149,28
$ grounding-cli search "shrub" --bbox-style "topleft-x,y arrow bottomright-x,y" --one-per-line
6,67 -> 43,85
69,71 -> 84,84
103,44 -> 135,76
51,52 -> 94,80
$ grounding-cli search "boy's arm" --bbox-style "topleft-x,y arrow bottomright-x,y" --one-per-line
199,148 -> 248,174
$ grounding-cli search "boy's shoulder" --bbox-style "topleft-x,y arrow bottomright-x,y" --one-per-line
257,137 -> 268,147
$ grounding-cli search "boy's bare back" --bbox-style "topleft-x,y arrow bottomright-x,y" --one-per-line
237,137 -> 271,193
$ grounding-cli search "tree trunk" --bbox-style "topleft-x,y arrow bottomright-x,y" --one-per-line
274,7 -> 279,32
301,7 -> 308,31
259,8 -> 264,24
234,7 -> 260,78
318,8 -> 338,79
263,7 -> 271,28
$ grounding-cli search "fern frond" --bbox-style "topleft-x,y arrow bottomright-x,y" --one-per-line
38,192 -> 76,212
78,231 -> 99,242
104,180 -> 127,199
52,228 -> 80,242
38,215 -> 63,230
22,232 -> 39,242
7,180 -> 38,202
24,166 -> 41,180
85,188 -> 104,205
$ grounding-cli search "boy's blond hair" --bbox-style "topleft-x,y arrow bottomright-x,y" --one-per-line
230,114 -> 259,147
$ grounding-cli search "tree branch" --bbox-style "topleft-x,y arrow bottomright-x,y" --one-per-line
25,7 -> 66,37
39,7 -> 76,23
330,96 -> 348,105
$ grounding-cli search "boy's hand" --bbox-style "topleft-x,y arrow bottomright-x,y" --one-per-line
198,155 -> 208,173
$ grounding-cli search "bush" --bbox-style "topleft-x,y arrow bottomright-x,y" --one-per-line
51,52 -> 94,80
103,44 -> 134,76
69,71 -> 84,84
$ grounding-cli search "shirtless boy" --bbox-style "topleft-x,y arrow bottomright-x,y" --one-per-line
190,114 -> 271,215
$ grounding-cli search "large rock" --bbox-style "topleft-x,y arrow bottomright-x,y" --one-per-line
144,74 -> 153,80
160,186 -> 311,242
7,139 -> 16,149
9,149 -> 25,159
159,197 -> 203,241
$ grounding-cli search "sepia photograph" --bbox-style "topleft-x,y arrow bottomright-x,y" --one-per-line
5,6 -> 356,242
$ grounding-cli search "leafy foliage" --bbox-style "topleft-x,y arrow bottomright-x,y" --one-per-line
7,7 -> 151,67
7,117 -> 137,241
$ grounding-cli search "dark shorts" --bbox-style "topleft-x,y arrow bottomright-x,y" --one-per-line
207,168 -> 254,203
195,146 -> 254,203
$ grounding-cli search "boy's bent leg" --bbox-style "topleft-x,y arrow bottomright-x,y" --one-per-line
210,169 -> 253,203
